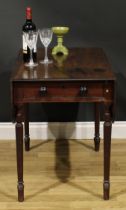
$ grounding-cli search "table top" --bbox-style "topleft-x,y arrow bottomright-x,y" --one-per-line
11,48 -> 116,82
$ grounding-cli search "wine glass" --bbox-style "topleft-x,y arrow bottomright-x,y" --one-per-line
39,28 -> 53,64
24,31 -> 38,67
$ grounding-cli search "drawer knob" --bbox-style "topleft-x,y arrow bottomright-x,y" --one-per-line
40,86 -> 47,96
80,86 -> 87,96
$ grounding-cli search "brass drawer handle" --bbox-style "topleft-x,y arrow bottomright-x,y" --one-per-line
40,86 -> 47,96
80,86 -> 87,96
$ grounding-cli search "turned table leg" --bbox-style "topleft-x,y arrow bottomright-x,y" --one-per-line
24,104 -> 30,151
15,104 -> 24,202
94,103 -> 100,151
103,103 -> 112,200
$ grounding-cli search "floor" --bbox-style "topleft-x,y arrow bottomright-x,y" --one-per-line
0,139 -> 126,210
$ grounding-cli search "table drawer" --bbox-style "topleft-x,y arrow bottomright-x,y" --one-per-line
13,81 -> 113,103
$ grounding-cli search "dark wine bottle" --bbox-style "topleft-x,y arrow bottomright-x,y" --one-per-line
22,7 -> 37,63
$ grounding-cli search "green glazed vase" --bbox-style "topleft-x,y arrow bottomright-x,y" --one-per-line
52,26 -> 69,55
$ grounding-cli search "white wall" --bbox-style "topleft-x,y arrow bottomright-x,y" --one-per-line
0,122 -> 125,140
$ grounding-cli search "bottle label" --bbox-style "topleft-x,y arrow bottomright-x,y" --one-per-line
22,35 -> 37,54
22,33 -> 37,53
22,34 -> 27,54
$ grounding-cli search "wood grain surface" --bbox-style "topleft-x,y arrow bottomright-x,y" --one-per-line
0,139 -> 126,209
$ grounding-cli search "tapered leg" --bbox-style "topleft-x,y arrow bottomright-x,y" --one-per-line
24,104 -> 30,151
94,103 -> 100,151
16,104 -> 24,202
103,103 -> 112,200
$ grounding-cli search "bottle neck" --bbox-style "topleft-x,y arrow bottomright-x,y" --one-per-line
26,8 -> 32,20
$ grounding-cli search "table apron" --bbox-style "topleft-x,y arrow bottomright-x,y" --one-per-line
12,81 -> 115,104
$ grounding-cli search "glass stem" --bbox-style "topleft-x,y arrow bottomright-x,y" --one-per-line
29,49 -> 34,65
44,47 -> 48,62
